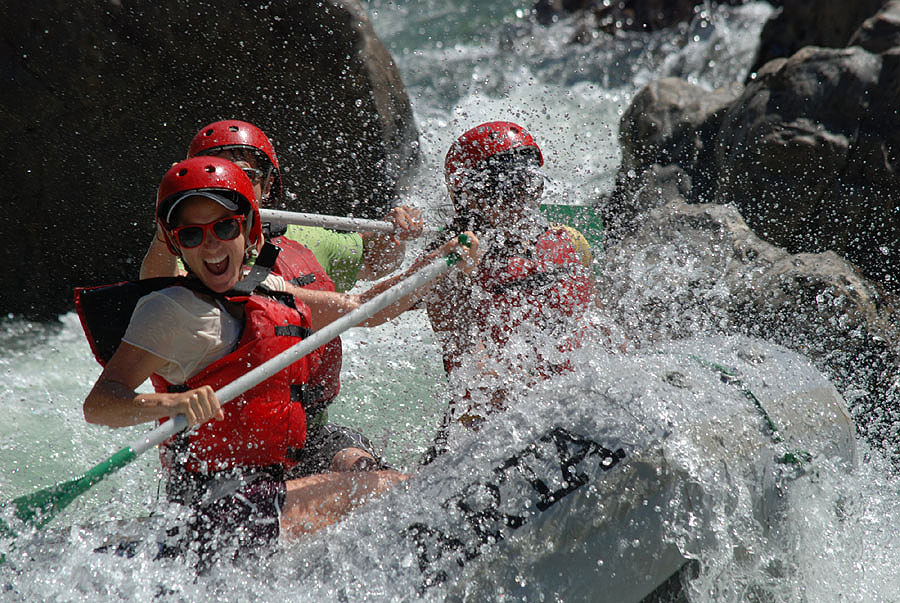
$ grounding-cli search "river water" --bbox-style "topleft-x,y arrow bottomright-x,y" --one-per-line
2,1 -> 900,601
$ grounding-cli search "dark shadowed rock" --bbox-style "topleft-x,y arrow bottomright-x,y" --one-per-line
1,0 -> 418,319
714,45 -> 900,290
597,200 -> 900,459
749,0 -> 888,76
850,0 -> 900,54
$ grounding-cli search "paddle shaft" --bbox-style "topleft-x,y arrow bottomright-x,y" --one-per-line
260,209 -> 395,234
259,205 -> 604,250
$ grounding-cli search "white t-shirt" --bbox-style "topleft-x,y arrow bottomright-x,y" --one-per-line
122,286 -> 242,384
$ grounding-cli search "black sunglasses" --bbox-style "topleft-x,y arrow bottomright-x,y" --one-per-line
241,167 -> 266,185
171,215 -> 246,249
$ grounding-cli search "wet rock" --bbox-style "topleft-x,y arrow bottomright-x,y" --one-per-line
850,0 -> 900,54
713,46 -> 898,282
750,0 -> 889,76
0,0 -> 418,319
596,200 -> 900,459
609,77 -> 741,236
618,77 -> 742,178
615,40 -> 900,294
603,163 -> 692,243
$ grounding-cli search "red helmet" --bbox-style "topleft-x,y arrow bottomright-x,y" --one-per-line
444,121 -> 544,193
156,156 -> 262,255
187,120 -> 282,203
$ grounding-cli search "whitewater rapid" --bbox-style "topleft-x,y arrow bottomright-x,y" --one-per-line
3,1 -> 900,600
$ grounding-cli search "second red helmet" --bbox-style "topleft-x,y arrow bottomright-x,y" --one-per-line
444,121 -> 544,194
188,119 -> 283,204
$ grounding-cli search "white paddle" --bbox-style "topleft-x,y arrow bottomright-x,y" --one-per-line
259,205 -> 604,250
260,208 -> 396,234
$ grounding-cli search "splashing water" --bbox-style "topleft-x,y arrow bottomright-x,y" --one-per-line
3,2 -> 900,601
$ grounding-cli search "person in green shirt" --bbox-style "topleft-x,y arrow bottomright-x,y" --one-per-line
140,119 -> 422,289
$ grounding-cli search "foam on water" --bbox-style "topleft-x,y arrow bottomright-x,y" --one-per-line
2,328 -> 887,602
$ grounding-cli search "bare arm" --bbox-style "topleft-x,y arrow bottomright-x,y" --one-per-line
140,227 -> 186,279
286,232 -> 479,329
356,232 -> 478,325
83,341 -> 223,428
281,469 -> 408,537
357,206 -> 424,280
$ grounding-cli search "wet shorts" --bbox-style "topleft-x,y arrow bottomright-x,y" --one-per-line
164,422 -> 385,560
165,465 -> 286,564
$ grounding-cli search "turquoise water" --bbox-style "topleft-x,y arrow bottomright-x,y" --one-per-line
4,2 -> 900,601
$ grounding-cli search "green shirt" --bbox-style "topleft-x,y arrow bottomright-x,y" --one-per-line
282,224 -> 364,292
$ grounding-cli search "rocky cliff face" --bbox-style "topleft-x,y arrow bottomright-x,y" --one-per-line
749,0 -> 889,75
1,0 -> 418,319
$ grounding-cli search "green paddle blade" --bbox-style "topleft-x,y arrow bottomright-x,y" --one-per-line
0,445 -> 137,538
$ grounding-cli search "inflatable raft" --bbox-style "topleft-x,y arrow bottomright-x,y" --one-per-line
288,334 -> 857,601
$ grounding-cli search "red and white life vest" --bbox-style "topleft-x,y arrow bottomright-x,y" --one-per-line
152,291 -> 317,473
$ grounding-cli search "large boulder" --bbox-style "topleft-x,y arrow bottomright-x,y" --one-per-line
1,0 -> 418,319
749,0 -> 889,75
618,77 -> 742,179
608,77 -> 740,238
712,45 -> 898,281
851,0 -> 900,53
612,6 -> 900,293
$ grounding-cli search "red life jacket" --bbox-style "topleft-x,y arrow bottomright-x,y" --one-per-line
464,226 -> 593,375
152,291 -> 316,473
74,264 -> 322,473
269,235 -> 333,293
267,233 -> 342,410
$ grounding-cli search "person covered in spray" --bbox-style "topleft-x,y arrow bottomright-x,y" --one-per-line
81,157 -> 479,558
421,121 -> 596,462
140,119 -> 423,291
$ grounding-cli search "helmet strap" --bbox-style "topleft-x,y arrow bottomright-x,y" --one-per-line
243,245 -> 259,269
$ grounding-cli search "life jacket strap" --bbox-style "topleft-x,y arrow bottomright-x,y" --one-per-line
290,274 -> 316,287
228,242 -> 281,296
274,325 -> 311,338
